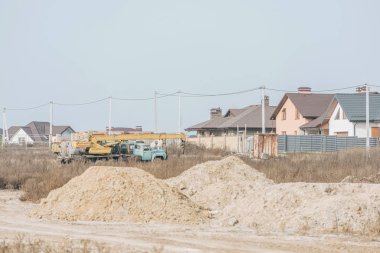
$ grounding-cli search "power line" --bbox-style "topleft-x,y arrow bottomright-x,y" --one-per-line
181,87 -> 262,97
157,87 -> 262,98
313,85 -> 362,93
266,84 -> 363,93
54,97 -> 109,106
113,92 -> 178,101
3,84 -> 375,110
6,102 -> 50,111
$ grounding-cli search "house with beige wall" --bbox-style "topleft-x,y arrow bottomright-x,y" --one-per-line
186,96 -> 276,136
270,87 -> 334,135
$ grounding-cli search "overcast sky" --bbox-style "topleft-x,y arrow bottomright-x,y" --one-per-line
1,0 -> 380,132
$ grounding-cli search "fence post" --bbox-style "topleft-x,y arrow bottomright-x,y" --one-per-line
211,134 -> 214,149
236,125 -> 239,153
244,124 -> 247,154
224,133 -> 227,150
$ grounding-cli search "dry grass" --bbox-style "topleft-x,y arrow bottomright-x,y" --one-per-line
244,148 -> 380,183
0,234 -> 111,253
0,148 -> 87,202
0,144 -> 226,202
1,144 -> 380,203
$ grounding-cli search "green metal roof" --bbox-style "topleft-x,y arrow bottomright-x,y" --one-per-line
335,93 -> 380,122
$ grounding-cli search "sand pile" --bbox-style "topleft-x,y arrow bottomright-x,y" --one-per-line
31,166 -> 209,224
341,173 -> 380,183
220,182 -> 380,234
166,156 -> 273,211
169,156 -> 380,234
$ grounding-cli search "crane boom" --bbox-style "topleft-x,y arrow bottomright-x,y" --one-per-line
89,133 -> 186,142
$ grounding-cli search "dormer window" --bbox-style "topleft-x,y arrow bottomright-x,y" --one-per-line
282,108 -> 287,120
335,108 -> 341,120
295,109 -> 300,120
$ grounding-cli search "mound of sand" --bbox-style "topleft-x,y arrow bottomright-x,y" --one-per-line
341,173 -> 380,184
169,156 -> 380,234
220,182 -> 380,234
31,166 -> 209,224
167,156 -> 273,211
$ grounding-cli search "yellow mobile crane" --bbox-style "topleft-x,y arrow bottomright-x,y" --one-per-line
59,133 -> 186,163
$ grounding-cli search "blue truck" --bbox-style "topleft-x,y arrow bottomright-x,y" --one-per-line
132,143 -> 167,161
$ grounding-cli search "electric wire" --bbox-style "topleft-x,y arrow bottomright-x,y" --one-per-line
2,84 -> 377,110
266,84 -> 363,93
113,92 -> 178,101
54,97 -> 109,106
6,102 -> 50,111
157,87 -> 263,98
181,87 -> 262,97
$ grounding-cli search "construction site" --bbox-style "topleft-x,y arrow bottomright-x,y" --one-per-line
2,1 -> 380,252
0,134 -> 379,252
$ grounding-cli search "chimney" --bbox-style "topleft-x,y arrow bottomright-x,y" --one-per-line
298,87 -> 312,94
263,95 -> 270,106
210,107 -> 222,120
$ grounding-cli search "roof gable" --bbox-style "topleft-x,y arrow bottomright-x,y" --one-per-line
271,93 -> 334,119
186,104 -> 276,131
11,127 -> 35,141
52,126 -> 75,135
334,93 -> 380,122
8,122 -> 75,141
26,121 -> 50,136
8,126 -> 21,138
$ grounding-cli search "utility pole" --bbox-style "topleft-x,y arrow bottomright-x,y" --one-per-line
2,108 -> 6,148
3,108 -> 8,146
49,101 -> 53,148
154,91 -> 158,133
108,96 -> 112,135
261,86 -> 266,134
178,91 -> 182,133
365,84 -> 370,153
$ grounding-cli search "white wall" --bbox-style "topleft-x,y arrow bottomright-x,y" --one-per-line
355,122 -> 380,137
9,129 -> 34,145
329,103 -> 380,137
329,104 -> 354,136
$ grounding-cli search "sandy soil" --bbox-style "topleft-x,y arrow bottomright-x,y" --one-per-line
1,191 -> 379,253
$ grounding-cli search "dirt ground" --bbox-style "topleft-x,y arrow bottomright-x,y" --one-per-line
1,191 -> 379,253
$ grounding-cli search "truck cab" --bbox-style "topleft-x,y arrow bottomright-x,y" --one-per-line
133,143 -> 167,161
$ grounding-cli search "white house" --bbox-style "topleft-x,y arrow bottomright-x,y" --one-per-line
9,127 -> 36,145
326,93 -> 380,137
8,121 -> 75,145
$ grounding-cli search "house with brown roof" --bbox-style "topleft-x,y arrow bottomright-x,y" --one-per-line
270,87 -> 334,135
186,96 -> 276,136
8,121 -> 75,145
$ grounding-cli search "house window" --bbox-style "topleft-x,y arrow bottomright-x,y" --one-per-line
282,108 -> 287,120
18,137 -> 26,144
295,109 -> 300,120
334,108 -> 341,120
372,127 -> 380,138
